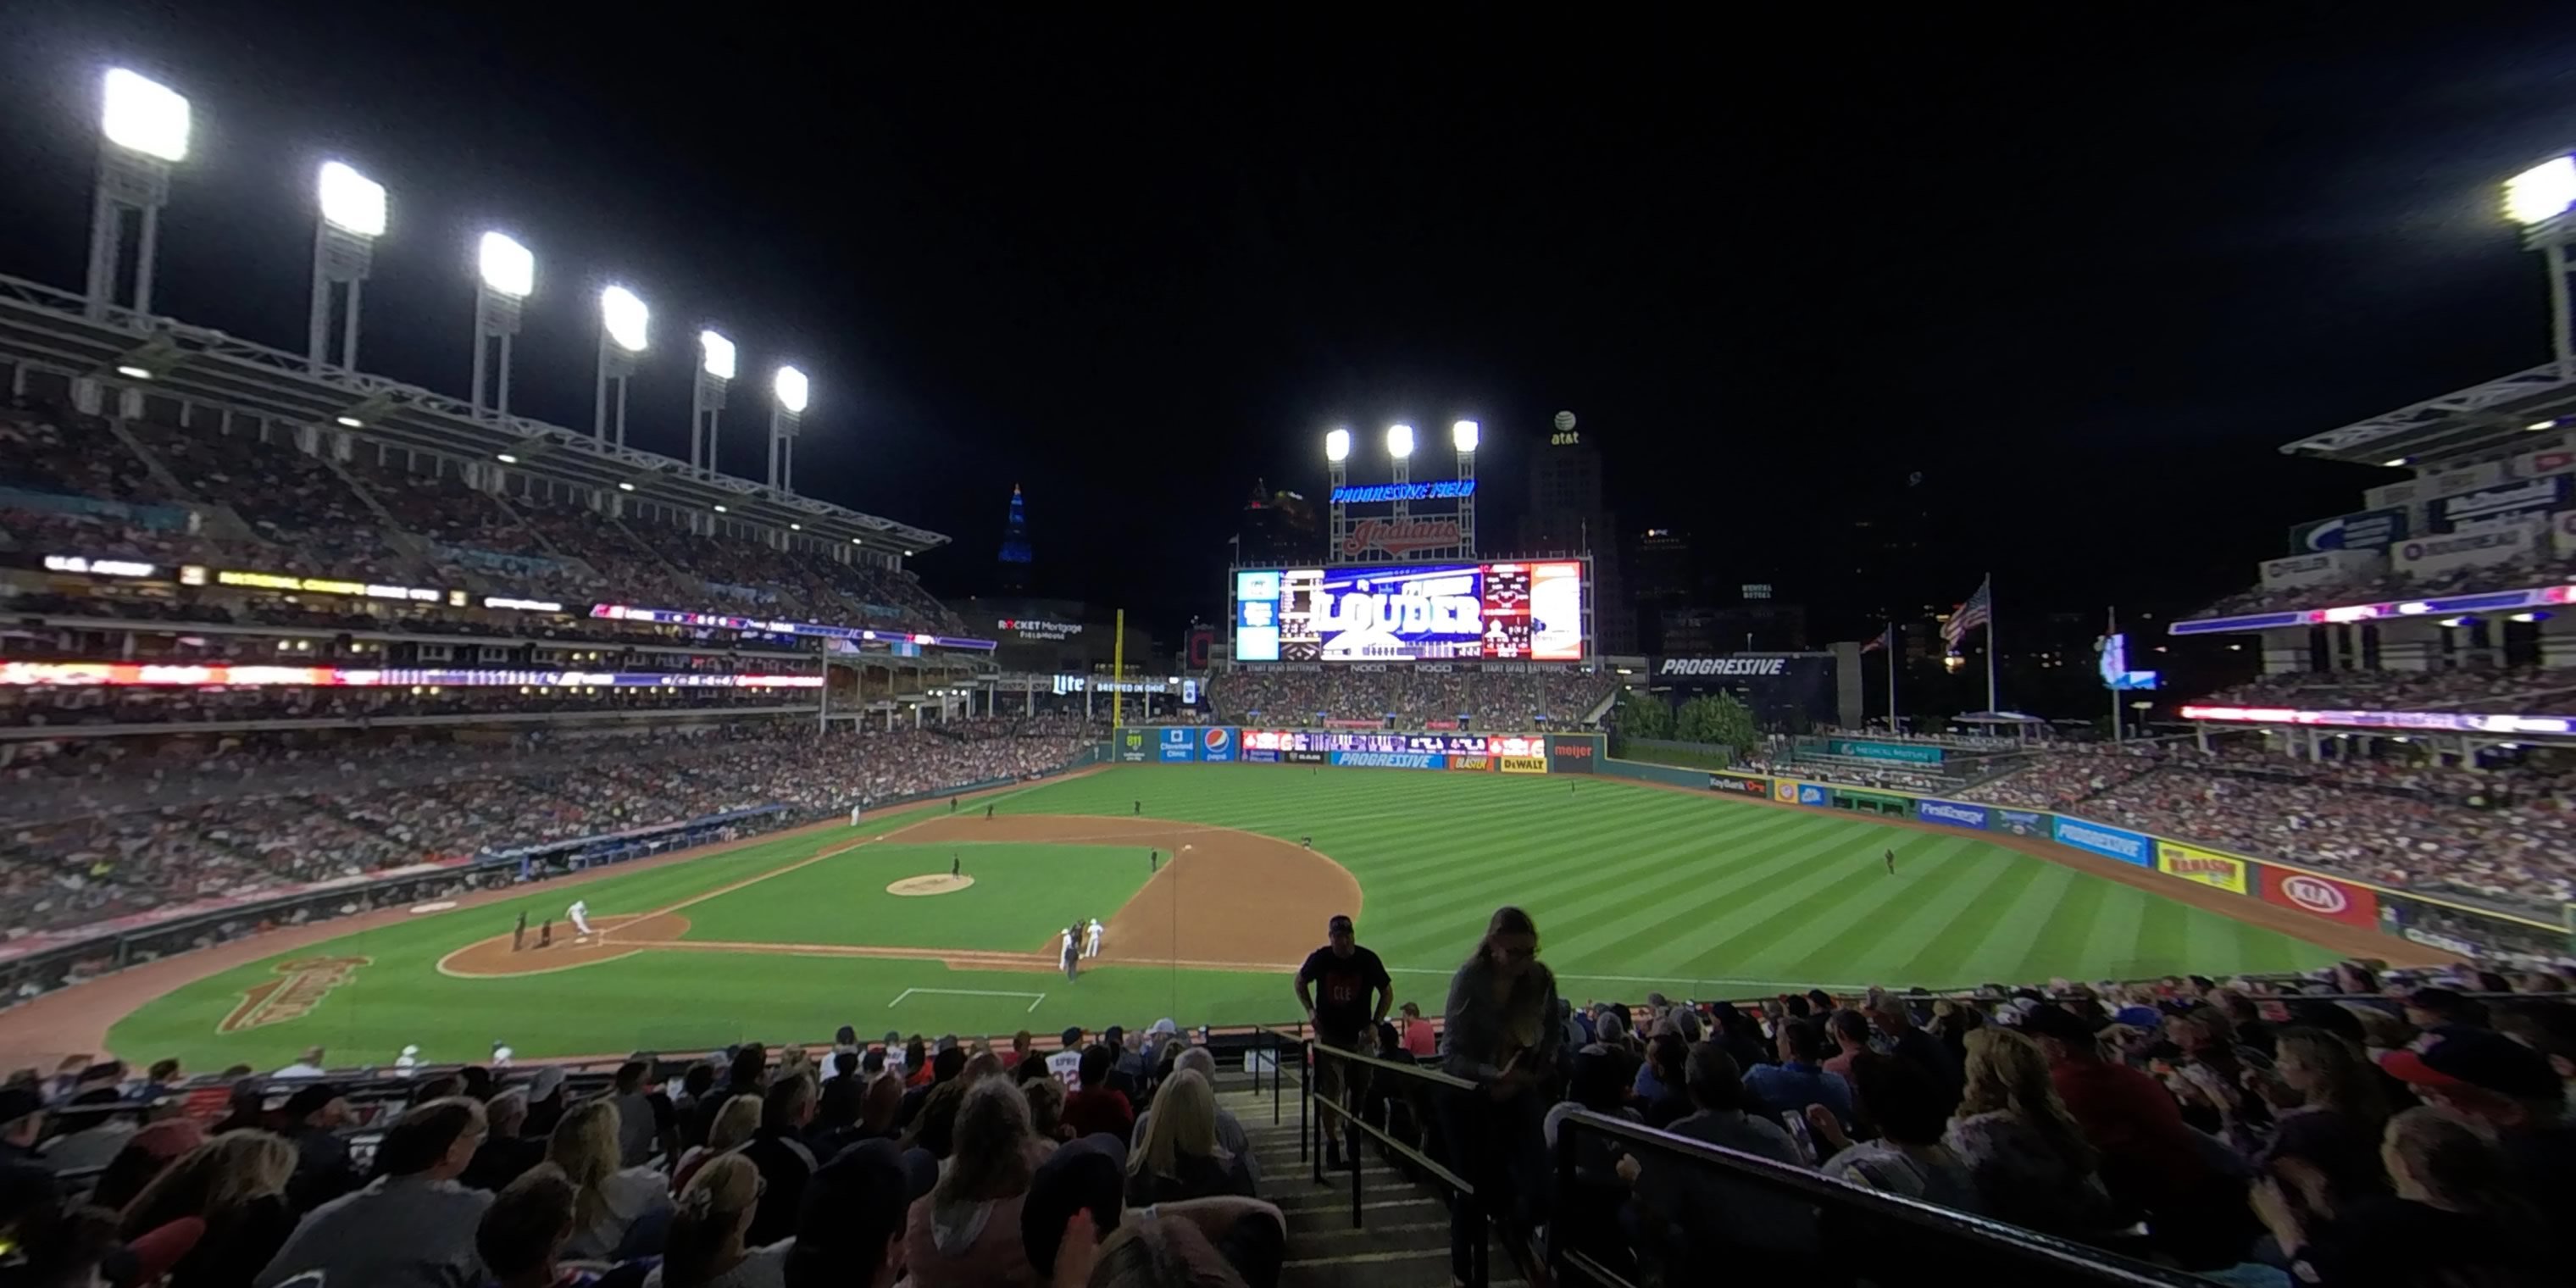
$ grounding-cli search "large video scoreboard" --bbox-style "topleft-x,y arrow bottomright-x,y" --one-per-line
1231,560 -> 1585,663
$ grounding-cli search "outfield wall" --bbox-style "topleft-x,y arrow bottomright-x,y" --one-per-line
1112,725 -> 2567,962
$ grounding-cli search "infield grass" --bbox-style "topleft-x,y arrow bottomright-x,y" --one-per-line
95,764 -> 2349,1067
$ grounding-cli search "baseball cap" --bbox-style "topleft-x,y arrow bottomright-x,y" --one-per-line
2017,1003 -> 2100,1046
2379,1030 -> 2559,1101
1328,914 -> 1354,933
280,1082 -> 344,1120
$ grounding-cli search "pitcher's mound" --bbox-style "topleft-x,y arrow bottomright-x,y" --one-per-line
887,874 -> 974,897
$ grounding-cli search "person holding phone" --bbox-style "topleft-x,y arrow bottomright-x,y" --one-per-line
1440,907 -> 1561,1288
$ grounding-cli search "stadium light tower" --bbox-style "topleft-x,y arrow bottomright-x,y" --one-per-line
694,329 -> 735,474
308,161 -> 386,374
594,285 -> 649,444
469,231 -> 535,420
770,364 -> 808,492
1385,423 -> 1414,521
2507,153 -> 2576,378
86,68 -> 191,322
1324,428 -> 1352,557
1452,419 -> 1479,553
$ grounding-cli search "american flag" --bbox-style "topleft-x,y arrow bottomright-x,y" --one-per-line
1861,625 -> 1894,653
1943,579 -> 1992,649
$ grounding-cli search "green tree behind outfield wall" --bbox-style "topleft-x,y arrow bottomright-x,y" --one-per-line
1674,691 -> 1760,758
1613,688 -> 1674,742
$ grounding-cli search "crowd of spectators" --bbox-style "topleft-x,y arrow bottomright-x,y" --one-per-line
0,719 -> 1092,937
0,682 -> 817,730
1208,668 -> 1615,727
2201,665 -> 2576,716
2190,540 -> 2576,621
3,1010 -> 1289,1288
1965,743 -> 2166,809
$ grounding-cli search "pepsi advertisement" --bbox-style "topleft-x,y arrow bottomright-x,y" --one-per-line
1232,561 -> 1585,663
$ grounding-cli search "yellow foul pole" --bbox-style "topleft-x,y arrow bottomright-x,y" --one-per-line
1111,608 -> 1126,731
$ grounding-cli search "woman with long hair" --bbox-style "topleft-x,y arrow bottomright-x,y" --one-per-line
2256,1108 -> 2547,1287
1944,1028 -> 2112,1235
647,1153 -> 790,1288
673,1094 -> 763,1193
1440,905 -> 1562,1288
1124,1069 -> 1252,1206
117,1130 -> 299,1288
2254,1026 -> 2395,1202
549,1098 -> 675,1259
903,1077 -> 1056,1286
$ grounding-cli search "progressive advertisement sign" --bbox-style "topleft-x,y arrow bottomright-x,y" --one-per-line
2154,841 -> 2251,895
1231,561 -> 1585,663
1654,653 -> 1840,729
1546,735 -> 1597,773
2260,866 -> 2379,929
1330,750 -> 1448,770
1913,799 -> 1990,830
2052,817 -> 2151,867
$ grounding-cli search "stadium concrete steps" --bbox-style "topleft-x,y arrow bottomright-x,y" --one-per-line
1219,1085 -> 1523,1288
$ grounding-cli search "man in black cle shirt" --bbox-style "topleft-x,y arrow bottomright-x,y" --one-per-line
1295,913 -> 1391,1168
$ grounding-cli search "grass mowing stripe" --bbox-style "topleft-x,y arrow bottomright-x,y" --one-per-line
2005,872 -> 2112,982
1633,832 -> 1980,979
1530,815 -> 1859,966
2075,879 -> 2148,983
1362,801 -> 1812,907
1879,857 -> 2052,986
1790,836 -> 1995,981
1671,834 -> 1957,976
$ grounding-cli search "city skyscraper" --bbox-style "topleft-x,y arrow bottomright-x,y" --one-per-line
997,483 -> 1033,593
1515,413 -> 1632,653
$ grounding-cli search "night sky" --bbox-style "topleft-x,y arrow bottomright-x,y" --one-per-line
4,3 -> 2575,640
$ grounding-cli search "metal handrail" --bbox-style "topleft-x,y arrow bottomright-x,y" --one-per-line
1549,1108 -> 2217,1288
1267,1029 -> 1500,1288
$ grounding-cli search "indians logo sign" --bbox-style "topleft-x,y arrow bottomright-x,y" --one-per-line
1341,518 -> 1463,558
219,957 -> 371,1034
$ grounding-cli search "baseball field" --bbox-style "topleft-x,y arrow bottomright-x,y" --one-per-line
75,763 -> 2393,1069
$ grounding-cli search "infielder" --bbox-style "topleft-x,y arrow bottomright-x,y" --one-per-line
1084,918 -> 1104,958
568,899 -> 594,938
851,802 -> 865,827
1060,925 -> 1080,981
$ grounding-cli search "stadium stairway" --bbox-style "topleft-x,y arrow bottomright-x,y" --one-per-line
1216,1084 -> 1524,1288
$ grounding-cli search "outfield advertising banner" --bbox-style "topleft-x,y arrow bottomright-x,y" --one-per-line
1284,749 -> 1327,765
1796,783 -> 1829,806
1240,730 -> 1546,758
2052,817 -> 2151,867
2261,867 -> 2378,929
2154,841 -> 2251,895
1452,755 -> 1492,771
1245,748 -> 1280,763
1118,730 -> 1150,763
1995,810 -> 2049,837
1546,735 -> 1598,774
1913,798 -> 1990,830
1831,788 -> 1908,817
1331,750 -> 1448,769
1499,756 -> 1550,774
1828,739 -> 1944,765
1709,773 -> 1770,797
1197,727 -> 1237,763
1158,728 -> 1197,763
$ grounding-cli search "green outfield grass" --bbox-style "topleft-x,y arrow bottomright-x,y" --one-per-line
98,765 -> 2348,1067
676,841 -> 1156,951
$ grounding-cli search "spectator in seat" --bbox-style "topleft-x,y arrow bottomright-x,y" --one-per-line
41,1088 -> 137,1173
737,1074 -> 819,1249
1808,1055 -> 1979,1211
1059,1047 -> 1133,1141
783,1138 -> 909,1288
650,1153 -> 791,1288
1134,1049 -> 1257,1185
1397,1001 -> 1439,1058
1870,996 -> 1962,1109
804,1074 -> 869,1162
2257,1108 -> 2548,1288
119,1130 -> 298,1288
1944,1029 -> 2112,1235
1744,1017 -> 1855,1131
1123,1069 -> 1252,1206
463,1090 -> 545,1193
474,1163 -> 584,1288
608,1060 -> 663,1169
85,1117 -> 203,1213
2020,1004 -> 2249,1268
1546,1046 -> 1645,1282
903,1078 -> 1054,1288
547,1099 -> 673,1261
858,1073 -> 904,1142
1440,905 -> 1562,1288
1023,1078 -> 1069,1143
1822,1007 -> 1874,1083
2251,1027 -> 2394,1203
275,1081 -> 358,1212
1636,1033 -> 1694,1129
2379,1027 -> 2576,1210
1615,1042 -> 1811,1274
253,1096 -> 491,1288
673,1096 -> 761,1194
673,1066 -> 719,1149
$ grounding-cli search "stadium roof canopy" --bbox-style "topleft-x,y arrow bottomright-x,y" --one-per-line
0,272 -> 949,557
2277,359 -> 2576,468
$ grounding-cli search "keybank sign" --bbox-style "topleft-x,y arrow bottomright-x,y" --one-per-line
1658,657 -> 1787,677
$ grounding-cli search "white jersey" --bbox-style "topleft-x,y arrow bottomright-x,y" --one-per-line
1046,1048 -> 1084,1091
1062,929 -> 1076,955
569,901 -> 588,919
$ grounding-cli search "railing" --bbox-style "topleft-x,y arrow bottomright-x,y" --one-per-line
1546,1109 -> 2212,1288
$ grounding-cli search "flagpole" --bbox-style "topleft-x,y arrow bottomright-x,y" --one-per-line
1983,572 -> 1999,719
1886,623 -> 1899,733
2107,605 -> 2121,745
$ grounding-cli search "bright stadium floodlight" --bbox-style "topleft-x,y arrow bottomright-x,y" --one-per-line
2506,156 -> 2576,226
317,162 -> 387,237
1386,423 -> 1415,458
1324,428 -> 1351,462
699,329 -> 736,380
774,364 -> 810,414
101,69 -> 190,163
1452,419 -> 1480,554
86,69 -> 191,320
1452,419 -> 1480,452
477,232 -> 535,299
769,365 -> 809,492
601,286 -> 649,353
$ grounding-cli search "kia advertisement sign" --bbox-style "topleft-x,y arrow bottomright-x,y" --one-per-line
1709,773 -> 1769,797
1913,799 -> 1990,830
1198,727 -> 1236,763
2260,866 -> 2379,928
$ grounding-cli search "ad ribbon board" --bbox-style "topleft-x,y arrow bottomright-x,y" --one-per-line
2259,867 -> 2379,928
